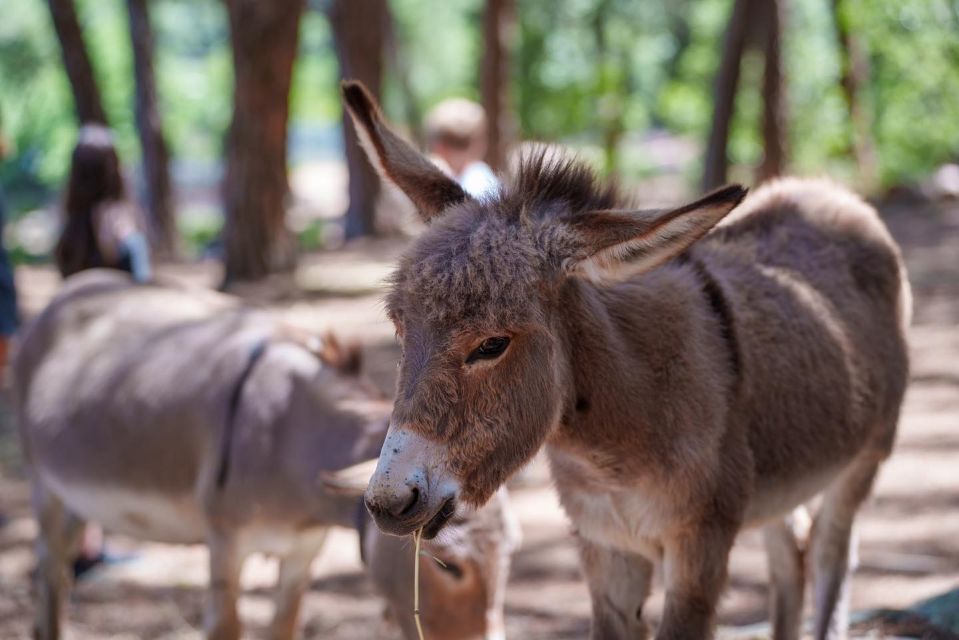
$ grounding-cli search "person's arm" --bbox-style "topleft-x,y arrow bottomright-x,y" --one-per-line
119,232 -> 152,283
95,203 -> 152,282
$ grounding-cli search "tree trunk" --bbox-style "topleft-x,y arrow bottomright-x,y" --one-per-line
757,0 -> 787,183
221,0 -> 305,285
128,0 -> 175,255
831,0 -> 878,188
47,0 -> 107,125
480,0 -> 516,172
328,0 -> 388,240
702,0 -> 753,191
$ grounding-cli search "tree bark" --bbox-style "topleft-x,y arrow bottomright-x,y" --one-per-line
47,0 -> 107,125
757,0 -> 787,183
831,0 -> 877,187
480,0 -> 516,172
328,0 -> 388,240
221,0 -> 305,284
702,0 -> 753,191
128,0 -> 175,255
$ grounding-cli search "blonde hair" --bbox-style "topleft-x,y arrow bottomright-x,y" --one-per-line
425,98 -> 487,150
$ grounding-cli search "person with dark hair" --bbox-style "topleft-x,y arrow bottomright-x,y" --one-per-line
56,125 -> 151,282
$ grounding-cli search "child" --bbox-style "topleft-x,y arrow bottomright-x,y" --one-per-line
425,98 -> 500,198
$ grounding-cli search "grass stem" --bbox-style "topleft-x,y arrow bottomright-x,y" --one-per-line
413,527 -> 425,640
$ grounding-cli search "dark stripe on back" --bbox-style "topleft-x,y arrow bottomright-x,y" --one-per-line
216,338 -> 270,489
678,253 -> 742,387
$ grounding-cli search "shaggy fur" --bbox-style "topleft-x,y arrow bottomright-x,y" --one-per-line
17,270 -> 517,640
343,81 -> 910,640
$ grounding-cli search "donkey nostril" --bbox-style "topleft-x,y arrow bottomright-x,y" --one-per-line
364,495 -> 384,518
398,487 -> 420,517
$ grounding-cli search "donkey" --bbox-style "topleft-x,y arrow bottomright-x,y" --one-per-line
361,485 -> 519,640
341,81 -> 911,640
15,269 -> 519,640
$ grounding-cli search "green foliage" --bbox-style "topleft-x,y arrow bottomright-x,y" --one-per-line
1,0 -> 958,223
152,0 -> 233,162
290,10 -> 340,127
0,0 -> 77,211
0,0 -> 235,215
176,201 -> 221,258
519,0 -> 707,160
517,0 -> 959,187
390,0 -> 483,108
859,0 -> 959,184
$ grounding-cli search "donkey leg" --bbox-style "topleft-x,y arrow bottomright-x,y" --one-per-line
658,523 -> 737,640
578,537 -> 654,640
205,532 -> 243,640
32,487 -> 84,640
810,457 -> 879,640
763,506 -> 811,640
268,529 -> 328,640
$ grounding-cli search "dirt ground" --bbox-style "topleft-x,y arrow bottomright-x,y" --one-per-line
0,194 -> 957,639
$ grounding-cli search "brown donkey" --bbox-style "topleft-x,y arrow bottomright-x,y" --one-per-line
342,81 -> 911,639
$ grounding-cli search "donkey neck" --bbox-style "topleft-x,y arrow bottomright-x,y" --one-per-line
546,258 -> 736,480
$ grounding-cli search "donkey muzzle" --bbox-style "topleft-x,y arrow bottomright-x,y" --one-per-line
364,425 -> 459,537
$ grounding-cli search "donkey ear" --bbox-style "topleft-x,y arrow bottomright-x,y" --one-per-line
318,459 -> 378,497
341,80 -> 470,222
563,184 -> 747,282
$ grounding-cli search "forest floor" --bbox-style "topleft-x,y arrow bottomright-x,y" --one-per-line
0,193 -> 957,639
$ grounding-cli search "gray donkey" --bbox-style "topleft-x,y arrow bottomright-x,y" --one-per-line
16,269 -> 519,640
342,81 -> 911,640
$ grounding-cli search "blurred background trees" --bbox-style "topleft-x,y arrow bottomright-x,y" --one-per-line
220,0 -> 304,283
1,0 -> 957,282
327,0 -> 389,241
703,0 -> 787,190
127,0 -> 175,254
46,0 -> 108,126
480,0 -> 515,172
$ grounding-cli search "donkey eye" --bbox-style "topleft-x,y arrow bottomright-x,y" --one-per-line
467,336 -> 511,363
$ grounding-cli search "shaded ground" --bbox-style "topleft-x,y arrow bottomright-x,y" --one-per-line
0,195 -> 957,639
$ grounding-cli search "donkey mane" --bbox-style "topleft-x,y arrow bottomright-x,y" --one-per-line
503,146 -> 624,219
384,147 -> 632,325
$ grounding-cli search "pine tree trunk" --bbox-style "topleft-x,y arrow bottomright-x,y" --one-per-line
221,0 -> 304,285
702,0 -> 753,191
329,0 -> 388,240
757,0 -> 787,183
832,0 -> 878,187
128,0 -> 175,255
47,0 -> 107,125
480,0 -> 516,172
